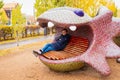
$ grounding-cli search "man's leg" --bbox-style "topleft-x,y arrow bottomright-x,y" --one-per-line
43,46 -> 55,53
33,43 -> 51,57
41,44 -> 51,52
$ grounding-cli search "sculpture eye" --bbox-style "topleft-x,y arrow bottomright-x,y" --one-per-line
74,10 -> 84,17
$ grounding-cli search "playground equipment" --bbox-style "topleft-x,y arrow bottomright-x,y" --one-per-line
37,7 -> 120,76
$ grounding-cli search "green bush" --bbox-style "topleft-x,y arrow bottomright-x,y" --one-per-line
0,25 -> 13,34
0,26 -> 13,40
0,25 -> 41,40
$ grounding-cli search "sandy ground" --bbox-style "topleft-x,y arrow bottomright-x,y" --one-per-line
0,41 -> 120,80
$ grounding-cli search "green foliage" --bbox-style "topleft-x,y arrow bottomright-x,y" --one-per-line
34,0 -> 50,17
0,25 -> 40,40
12,26 -> 25,39
12,5 -> 26,26
34,0 -> 66,17
0,0 -> 3,16
0,9 -> 8,25
54,0 -> 66,7
0,0 -> 3,9
11,5 -> 26,38
0,25 -> 13,35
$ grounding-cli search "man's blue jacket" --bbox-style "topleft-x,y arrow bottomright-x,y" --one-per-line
52,34 -> 71,50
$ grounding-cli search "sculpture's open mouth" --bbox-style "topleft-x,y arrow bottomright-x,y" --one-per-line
37,17 -> 94,71
38,21 -> 94,60
37,7 -> 93,60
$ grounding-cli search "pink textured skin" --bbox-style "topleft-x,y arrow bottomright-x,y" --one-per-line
38,7 -> 120,76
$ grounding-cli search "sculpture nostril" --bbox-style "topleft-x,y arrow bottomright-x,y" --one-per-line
74,10 -> 84,17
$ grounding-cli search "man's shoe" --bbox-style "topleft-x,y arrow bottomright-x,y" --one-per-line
33,50 -> 42,57
40,49 -> 43,53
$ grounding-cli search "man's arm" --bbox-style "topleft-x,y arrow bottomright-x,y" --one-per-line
55,36 -> 60,41
52,35 -> 61,43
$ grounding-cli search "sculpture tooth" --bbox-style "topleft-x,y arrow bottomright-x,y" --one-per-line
69,25 -> 77,31
48,21 -> 54,28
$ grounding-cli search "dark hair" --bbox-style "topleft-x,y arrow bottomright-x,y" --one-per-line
62,29 -> 68,32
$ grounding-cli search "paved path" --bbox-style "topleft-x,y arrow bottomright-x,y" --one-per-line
0,36 -> 54,50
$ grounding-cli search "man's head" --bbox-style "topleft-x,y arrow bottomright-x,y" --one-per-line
62,29 -> 68,35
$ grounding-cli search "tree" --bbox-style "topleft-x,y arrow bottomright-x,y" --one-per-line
0,9 -> 8,25
34,0 -> 52,17
0,0 -> 4,23
12,5 -> 26,26
34,0 -> 66,17
0,0 -> 3,9
12,5 -> 26,35
11,5 -> 26,46
53,0 -> 66,7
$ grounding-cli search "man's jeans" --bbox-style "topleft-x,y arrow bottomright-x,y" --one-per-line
41,44 -> 55,54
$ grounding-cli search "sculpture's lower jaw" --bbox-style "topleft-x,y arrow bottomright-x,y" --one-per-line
41,59 -> 85,72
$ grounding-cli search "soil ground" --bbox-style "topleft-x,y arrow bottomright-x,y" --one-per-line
0,40 -> 120,80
